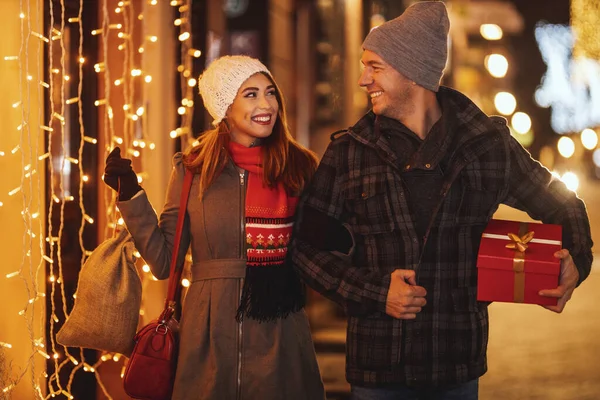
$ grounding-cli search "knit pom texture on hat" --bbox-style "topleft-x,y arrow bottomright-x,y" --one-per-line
197,55 -> 271,126
362,1 -> 449,92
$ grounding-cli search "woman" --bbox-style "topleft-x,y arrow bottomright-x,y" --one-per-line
103,55 -> 325,400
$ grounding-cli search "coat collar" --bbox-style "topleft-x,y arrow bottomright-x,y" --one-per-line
347,86 -> 509,171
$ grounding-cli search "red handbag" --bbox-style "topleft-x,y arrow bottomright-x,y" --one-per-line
123,170 -> 194,400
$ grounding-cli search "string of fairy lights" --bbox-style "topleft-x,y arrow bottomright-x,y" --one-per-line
2,0 -> 199,398
171,0 -> 199,144
1,0 -> 48,397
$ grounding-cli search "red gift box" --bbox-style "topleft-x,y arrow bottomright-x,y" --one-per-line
477,219 -> 562,306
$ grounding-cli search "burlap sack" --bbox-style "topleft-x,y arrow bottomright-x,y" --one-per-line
57,229 -> 142,356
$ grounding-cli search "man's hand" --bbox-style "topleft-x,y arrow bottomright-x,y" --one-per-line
538,249 -> 579,313
385,269 -> 427,319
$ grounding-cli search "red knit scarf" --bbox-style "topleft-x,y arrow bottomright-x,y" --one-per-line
228,141 -> 304,321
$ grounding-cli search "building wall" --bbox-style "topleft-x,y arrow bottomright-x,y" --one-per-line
270,0 -> 298,142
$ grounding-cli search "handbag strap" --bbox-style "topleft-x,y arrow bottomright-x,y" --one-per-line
164,169 -> 194,307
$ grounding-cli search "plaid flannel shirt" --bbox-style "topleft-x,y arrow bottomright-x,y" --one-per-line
290,87 -> 593,388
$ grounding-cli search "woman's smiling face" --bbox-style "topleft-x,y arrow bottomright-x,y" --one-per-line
226,72 -> 279,147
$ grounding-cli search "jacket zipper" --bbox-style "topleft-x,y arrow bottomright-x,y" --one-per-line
237,170 -> 246,400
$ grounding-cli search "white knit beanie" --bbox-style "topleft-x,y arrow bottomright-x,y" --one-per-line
197,55 -> 271,126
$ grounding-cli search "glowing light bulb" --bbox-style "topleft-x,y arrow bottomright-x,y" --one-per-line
485,54 -> 508,78
494,92 -> 517,115
188,49 -> 201,58
557,136 -> 575,158
480,24 -> 503,40
511,112 -> 531,134
581,129 -> 598,150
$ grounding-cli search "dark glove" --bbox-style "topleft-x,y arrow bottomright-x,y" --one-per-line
103,147 -> 143,201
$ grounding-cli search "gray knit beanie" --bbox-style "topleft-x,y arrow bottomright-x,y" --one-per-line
362,1 -> 449,92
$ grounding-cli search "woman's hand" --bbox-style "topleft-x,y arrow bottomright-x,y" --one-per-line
103,147 -> 143,201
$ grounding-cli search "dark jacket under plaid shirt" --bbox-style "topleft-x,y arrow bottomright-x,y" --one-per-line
290,87 -> 593,388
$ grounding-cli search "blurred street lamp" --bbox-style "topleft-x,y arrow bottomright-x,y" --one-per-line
511,112 -> 531,134
494,92 -> 516,115
485,54 -> 508,78
512,129 -> 534,147
539,145 -> 555,169
580,128 -> 598,150
480,24 -> 503,41
561,172 -> 579,192
593,148 -> 600,167
370,14 -> 385,30
557,136 -> 575,158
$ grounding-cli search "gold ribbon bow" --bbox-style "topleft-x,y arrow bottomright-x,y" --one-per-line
505,224 -> 534,303
505,231 -> 535,252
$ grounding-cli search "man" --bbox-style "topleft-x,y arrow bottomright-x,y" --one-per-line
290,2 -> 593,399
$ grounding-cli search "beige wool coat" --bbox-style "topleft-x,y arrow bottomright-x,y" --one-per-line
118,153 -> 326,400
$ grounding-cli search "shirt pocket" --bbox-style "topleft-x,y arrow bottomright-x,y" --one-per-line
344,175 -> 396,236
449,287 -> 489,364
455,188 -> 498,226
454,170 -> 500,226
454,164 -> 503,226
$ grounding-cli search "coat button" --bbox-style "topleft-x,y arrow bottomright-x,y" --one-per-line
405,164 -> 410,170
425,163 -> 431,169
361,192 -> 368,199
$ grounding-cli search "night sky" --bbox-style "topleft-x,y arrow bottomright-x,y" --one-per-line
506,0 -> 571,156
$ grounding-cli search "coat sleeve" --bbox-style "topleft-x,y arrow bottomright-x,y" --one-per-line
289,139 -> 391,316
117,153 -> 191,279
503,135 -> 593,285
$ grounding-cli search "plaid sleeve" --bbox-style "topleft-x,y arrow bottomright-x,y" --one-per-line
290,139 -> 391,316
503,136 -> 594,285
